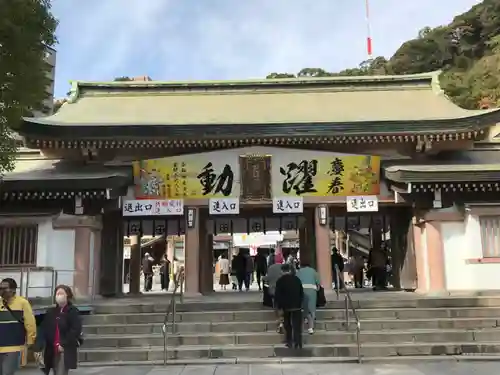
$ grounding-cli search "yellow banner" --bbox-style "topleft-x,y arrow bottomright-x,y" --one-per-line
133,157 -> 238,199
275,155 -> 380,196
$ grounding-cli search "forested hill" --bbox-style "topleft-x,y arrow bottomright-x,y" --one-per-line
267,0 -> 500,110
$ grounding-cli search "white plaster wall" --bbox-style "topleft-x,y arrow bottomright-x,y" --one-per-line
0,216 -> 75,298
442,215 -> 500,291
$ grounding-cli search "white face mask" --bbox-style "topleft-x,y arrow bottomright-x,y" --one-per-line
55,295 -> 67,305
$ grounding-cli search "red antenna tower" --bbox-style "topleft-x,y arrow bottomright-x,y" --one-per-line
365,0 -> 373,58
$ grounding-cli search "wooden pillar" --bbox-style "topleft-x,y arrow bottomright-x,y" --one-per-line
393,208 -> 415,290
206,234 -> 214,292
198,211 -> 214,294
128,235 -> 141,294
299,227 -> 308,264
99,208 -> 124,297
184,207 -> 201,296
315,205 -> 333,289
298,207 -> 315,266
73,227 -> 91,298
371,218 -> 383,252
305,207 -> 316,267
425,221 -> 446,292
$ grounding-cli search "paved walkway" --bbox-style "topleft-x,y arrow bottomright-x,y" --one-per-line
18,362 -> 500,375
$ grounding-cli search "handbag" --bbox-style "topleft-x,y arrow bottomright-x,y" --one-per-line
316,286 -> 326,308
77,332 -> 84,347
262,284 -> 273,308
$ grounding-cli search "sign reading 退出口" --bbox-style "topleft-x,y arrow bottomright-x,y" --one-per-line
346,195 -> 379,212
122,199 -> 184,216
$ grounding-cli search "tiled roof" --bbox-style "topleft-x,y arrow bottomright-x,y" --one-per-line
24,72 -> 496,126
385,150 -> 500,182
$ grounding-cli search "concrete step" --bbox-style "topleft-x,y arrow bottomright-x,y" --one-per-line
81,329 -> 500,348
83,307 -> 500,325
93,301 -> 268,314
83,317 -> 500,335
91,296 -> 500,314
78,341 -> 500,362
76,354 -> 500,366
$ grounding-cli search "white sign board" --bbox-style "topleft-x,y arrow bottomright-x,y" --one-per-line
209,198 -> 240,215
346,196 -> 378,212
273,197 -> 303,213
123,247 -> 131,259
123,199 -> 184,216
232,232 -> 284,247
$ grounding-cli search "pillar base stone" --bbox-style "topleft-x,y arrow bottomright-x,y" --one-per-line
183,292 -> 202,298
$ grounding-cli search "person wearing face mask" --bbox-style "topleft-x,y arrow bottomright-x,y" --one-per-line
0,277 -> 36,375
34,285 -> 82,375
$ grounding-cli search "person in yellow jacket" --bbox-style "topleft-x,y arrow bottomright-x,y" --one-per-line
0,278 -> 37,375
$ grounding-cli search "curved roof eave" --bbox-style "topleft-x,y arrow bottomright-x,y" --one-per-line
18,107 -> 500,141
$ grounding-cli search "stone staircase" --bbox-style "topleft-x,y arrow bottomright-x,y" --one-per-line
80,295 -> 500,365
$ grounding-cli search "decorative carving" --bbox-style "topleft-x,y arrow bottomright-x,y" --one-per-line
239,155 -> 271,200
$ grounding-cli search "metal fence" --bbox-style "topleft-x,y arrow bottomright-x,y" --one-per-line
0,266 -> 97,302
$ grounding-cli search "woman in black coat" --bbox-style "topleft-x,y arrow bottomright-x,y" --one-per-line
35,285 -> 82,375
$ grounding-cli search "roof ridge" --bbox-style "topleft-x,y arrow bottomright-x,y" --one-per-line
73,71 -> 440,86
66,71 -> 441,103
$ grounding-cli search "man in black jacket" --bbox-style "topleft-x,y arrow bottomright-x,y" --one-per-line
331,247 -> 345,290
255,250 -> 268,291
274,264 -> 304,349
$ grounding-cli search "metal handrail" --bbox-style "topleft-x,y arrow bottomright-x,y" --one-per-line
334,264 -> 361,363
2,267 -> 98,302
163,267 -> 185,366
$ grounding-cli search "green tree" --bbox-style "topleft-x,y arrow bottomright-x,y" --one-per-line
114,76 -> 134,81
418,27 -> 432,39
267,0 -> 500,109
297,68 -> 333,77
266,72 -> 295,79
53,98 -> 67,114
0,0 -> 57,174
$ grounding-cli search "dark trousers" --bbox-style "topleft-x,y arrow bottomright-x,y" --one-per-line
332,270 -> 344,290
353,269 -> 364,288
256,269 -> 266,288
372,267 -> 386,289
160,273 -> 169,290
237,273 -> 250,290
283,309 -> 302,348
144,273 -> 153,291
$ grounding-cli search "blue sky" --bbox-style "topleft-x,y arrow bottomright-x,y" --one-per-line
51,0 -> 482,97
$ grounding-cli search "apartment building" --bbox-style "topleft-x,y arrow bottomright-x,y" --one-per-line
32,46 -> 56,116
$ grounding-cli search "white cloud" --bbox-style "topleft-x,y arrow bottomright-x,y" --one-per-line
52,0 -> 482,96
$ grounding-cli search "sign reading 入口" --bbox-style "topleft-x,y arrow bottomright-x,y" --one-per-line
273,197 -> 303,213
209,198 -> 240,215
